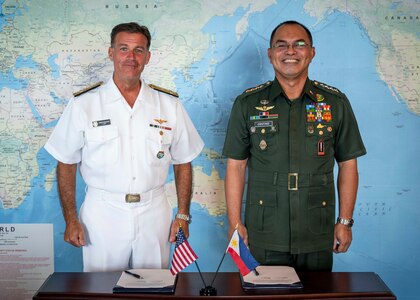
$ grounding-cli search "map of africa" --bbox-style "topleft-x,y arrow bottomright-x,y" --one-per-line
0,1 -> 419,299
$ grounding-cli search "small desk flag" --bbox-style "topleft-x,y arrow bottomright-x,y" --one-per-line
170,227 -> 198,275
226,229 -> 260,276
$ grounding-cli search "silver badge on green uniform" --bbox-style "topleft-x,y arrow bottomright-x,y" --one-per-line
254,121 -> 273,127
259,139 -> 267,150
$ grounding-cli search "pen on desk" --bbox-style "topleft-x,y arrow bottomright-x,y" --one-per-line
124,270 -> 143,279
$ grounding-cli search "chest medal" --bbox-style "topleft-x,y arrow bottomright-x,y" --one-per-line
157,151 -> 165,159
259,139 -> 267,151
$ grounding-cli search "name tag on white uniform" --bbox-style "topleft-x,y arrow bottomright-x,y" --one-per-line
92,119 -> 111,127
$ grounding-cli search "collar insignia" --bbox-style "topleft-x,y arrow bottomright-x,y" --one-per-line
316,94 -> 325,102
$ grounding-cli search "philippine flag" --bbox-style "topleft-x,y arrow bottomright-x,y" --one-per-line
226,229 -> 260,276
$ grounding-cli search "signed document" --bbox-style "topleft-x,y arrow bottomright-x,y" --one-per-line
241,266 -> 303,290
113,269 -> 177,294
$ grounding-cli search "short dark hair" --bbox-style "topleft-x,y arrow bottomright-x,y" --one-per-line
270,20 -> 313,47
110,22 -> 151,49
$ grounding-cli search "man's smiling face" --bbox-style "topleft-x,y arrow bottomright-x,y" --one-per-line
267,23 -> 315,83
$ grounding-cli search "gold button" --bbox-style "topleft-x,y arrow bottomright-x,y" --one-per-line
261,128 -> 266,134
259,200 -> 263,205
319,130 -> 324,136
322,201 -> 327,207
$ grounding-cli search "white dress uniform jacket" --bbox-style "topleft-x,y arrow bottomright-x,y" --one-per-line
45,78 -> 204,271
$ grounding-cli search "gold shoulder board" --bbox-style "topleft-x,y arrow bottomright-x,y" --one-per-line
149,84 -> 179,98
312,80 -> 342,95
244,81 -> 272,94
73,81 -> 103,97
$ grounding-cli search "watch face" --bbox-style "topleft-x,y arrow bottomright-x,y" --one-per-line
337,217 -> 354,227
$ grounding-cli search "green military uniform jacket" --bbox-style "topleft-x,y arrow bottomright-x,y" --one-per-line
223,78 -> 366,254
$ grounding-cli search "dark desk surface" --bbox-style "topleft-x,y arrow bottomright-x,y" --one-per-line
33,271 -> 396,299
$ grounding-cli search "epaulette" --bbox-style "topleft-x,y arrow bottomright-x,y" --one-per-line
243,81 -> 272,95
149,84 -> 179,98
312,80 -> 343,95
73,81 -> 103,97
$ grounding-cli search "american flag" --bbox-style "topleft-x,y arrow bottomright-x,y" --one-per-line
170,227 -> 198,275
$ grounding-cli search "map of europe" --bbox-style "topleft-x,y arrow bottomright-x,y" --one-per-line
0,1 -> 419,299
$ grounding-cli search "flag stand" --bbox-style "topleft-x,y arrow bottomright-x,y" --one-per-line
210,252 -> 226,287
198,243 -> 228,296
195,261 -> 217,295
196,261 -> 217,296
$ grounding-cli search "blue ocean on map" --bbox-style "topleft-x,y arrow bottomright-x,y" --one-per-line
0,69 -> 28,90
15,55 -> 39,69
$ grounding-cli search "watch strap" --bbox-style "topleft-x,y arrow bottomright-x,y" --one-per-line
175,213 -> 192,224
337,217 -> 354,228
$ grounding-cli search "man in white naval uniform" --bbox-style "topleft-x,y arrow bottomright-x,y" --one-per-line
44,22 -> 204,272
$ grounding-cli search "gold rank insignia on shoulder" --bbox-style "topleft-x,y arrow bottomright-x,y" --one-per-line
255,105 -> 274,112
149,84 -> 179,98
244,81 -> 272,94
245,84 -> 264,93
73,81 -> 103,97
312,80 -> 342,94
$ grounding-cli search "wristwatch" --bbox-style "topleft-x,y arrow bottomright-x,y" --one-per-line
336,217 -> 354,228
175,213 -> 192,224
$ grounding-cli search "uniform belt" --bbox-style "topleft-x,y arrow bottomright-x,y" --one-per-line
250,171 -> 334,191
87,186 -> 164,203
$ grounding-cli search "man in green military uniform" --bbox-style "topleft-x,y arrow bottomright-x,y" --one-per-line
223,20 -> 366,271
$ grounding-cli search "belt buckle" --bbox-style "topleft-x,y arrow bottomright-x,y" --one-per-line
125,194 -> 141,203
288,173 -> 298,191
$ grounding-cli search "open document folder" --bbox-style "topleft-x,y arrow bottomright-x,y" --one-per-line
113,269 -> 177,294
241,265 -> 303,290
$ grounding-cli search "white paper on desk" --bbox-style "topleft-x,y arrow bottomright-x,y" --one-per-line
116,269 -> 175,288
243,265 -> 301,285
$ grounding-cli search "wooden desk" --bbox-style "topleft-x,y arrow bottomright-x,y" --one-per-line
33,272 -> 396,299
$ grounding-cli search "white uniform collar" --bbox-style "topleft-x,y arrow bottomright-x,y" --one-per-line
103,77 -> 154,108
